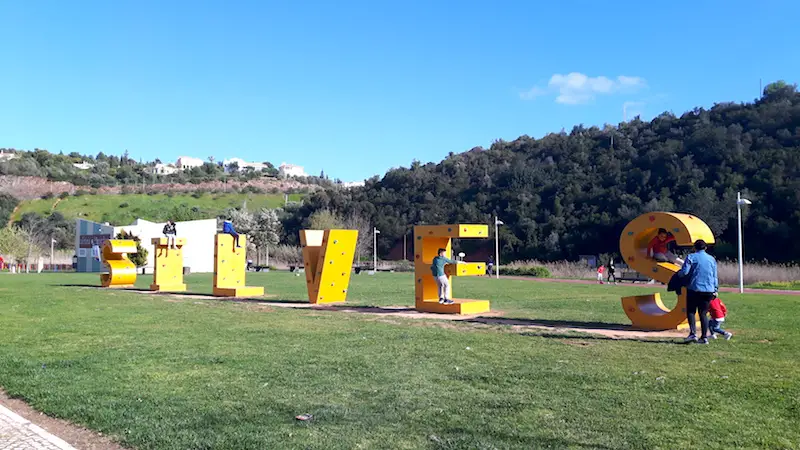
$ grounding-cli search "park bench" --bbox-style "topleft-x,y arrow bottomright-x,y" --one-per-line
616,270 -> 652,283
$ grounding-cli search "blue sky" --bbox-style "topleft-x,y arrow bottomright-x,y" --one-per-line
1,1 -> 798,181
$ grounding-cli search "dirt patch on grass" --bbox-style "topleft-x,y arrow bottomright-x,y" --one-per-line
0,389 -> 126,450
133,289 -> 687,341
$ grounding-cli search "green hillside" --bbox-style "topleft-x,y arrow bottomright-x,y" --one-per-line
12,192 -> 303,225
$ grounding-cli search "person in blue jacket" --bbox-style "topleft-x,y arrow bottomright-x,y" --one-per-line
222,220 -> 242,248
677,239 -> 719,344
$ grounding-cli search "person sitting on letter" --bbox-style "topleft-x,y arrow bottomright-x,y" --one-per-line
648,228 -> 684,266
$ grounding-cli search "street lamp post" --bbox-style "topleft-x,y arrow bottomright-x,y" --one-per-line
373,227 -> 380,271
736,192 -> 752,294
50,238 -> 56,272
403,229 -> 407,261
494,216 -> 504,279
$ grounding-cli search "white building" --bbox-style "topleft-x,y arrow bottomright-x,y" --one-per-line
223,157 -> 267,173
279,162 -> 306,178
176,156 -> 205,170
114,218 -> 217,273
342,181 -> 365,188
150,163 -> 179,175
72,161 -> 94,170
0,150 -> 16,161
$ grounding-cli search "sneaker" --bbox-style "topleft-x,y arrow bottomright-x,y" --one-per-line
683,335 -> 698,343
725,332 -> 733,340
442,299 -> 455,305
438,298 -> 445,304
710,334 -> 718,340
698,338 -> 709,344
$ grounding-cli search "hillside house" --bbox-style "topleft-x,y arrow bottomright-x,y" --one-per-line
279,162 -> 306,178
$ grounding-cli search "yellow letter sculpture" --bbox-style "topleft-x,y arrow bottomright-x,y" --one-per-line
414,224 -> 489,314
101,239 -> 138,288
619,212 -> 715,330
150,237 -> 187,292
300,229 -> 358,304
212,234 -> 264,297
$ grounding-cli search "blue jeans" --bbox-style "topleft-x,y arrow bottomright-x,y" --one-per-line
710,319 -> 727,335
223,223 -> 240,247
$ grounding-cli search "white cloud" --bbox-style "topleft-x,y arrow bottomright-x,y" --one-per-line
520,72 -> 647,105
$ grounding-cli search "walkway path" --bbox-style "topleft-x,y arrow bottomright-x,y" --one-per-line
0,404 -> 75,450
502,276 -> 800,296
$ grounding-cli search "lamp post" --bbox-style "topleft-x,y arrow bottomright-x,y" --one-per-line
50,238 -> 57,272
736,192 -> 752,294
494,216 -> 504,279
373,227 -> 380,271
403,228 -> 408,261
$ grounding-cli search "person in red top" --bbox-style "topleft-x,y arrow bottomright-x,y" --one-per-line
0,255 -> 4,271
648,228 -> 684,266
597,264 -> 605,284
708,297 -> 733,340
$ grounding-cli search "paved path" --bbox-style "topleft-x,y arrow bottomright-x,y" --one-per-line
0,404 -> 76,450
502,276 -> 800,295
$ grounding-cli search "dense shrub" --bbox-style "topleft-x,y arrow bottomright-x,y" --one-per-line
499,266 -> 552,278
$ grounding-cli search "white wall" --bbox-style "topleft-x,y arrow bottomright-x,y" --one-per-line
279,163 -> 306,177
115,218 -> 217,273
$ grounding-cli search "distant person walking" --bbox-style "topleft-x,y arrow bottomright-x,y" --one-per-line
486,256 -> 494,276
677,239 -> 719,344
607,258 -> 617,284
163,220 -> 177,248
431,248 -> 462,304
597,265 -> 605,284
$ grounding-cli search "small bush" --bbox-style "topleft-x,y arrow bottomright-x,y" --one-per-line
74,189 -> 88,197
191,192 -> 204,199
241,185 -> 265,194
499,266 -> 551,278
119,202 -> 129,208
58,191 -> 70,199
41,192 -> 55,200
166,192 -> 174,198
750,280 -> 800,290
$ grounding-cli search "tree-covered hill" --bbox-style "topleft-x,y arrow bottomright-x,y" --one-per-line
287,81 -> 800,262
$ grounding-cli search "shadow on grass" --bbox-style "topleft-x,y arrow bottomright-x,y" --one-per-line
524,332 -> 679,345
54,284 -> 308,302
312,304 -> 417,314
466,317 -> 634,331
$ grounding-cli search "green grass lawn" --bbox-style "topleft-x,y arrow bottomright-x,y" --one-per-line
12,192 -> 303,224
0,272 -> 798,449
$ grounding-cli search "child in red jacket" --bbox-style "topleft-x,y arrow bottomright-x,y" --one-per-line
709,297 -> 733,340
